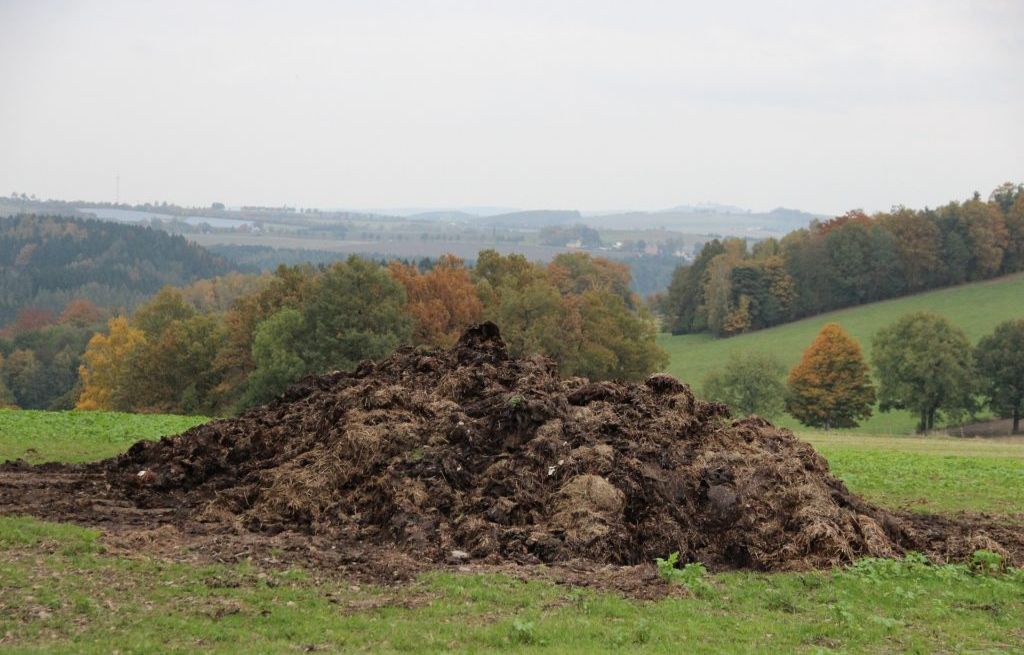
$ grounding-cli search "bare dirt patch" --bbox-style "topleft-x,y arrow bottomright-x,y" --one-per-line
2,323 -> 1022,595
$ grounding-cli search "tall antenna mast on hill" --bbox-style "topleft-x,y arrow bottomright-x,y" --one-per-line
115,173 -> 120,205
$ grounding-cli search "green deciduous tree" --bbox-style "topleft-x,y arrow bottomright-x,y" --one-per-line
1002,193 -> 1024,274
702,353 -> 786,418
872,312 -> 976,433
243,309 -> 308,406
559,289 -> 667,381
131,287 -> 196,337
960,198 -> 1008,280
661,240 -> 726,334
880,208 -> 942,292
3,349 -> 49,408
700,240 -> 748,336
824,214 -> 874,307
475,249 -> 666,380
547,252 -> 634,308
215,264 -> 316,405
974,319 -> 1024,434
786,323 -> 875,429
298,256 -> 412,373
474,250 -> 566,360
0,353 -> 14,407
124,313 -> 227,414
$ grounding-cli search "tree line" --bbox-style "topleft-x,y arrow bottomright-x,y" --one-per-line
0,214 -> 237,326
702,315 -> 1024,434
0,274 -> 269,410
661,183 -> 1024,336
71,251 -> 666,415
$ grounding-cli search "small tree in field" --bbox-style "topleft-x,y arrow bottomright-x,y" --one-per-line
702,353 -> 786,418
872,312 -> 976,433
786,323 -> 875,429
975,319 -> 1024,434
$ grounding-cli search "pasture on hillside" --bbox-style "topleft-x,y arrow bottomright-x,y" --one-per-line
1,405 -> 1022,652
660,272 -> 1024,434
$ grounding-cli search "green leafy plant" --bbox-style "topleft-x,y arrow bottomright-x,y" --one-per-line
632,618 -> 652,645
655,552 -> 710,594
654,550 -> 680,581
510,619 -> 541,645
970,550 -> 1005,576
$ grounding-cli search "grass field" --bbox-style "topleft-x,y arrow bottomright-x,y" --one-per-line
1,411 -> 1022,653
805,432 -> 1024,517
659,271 -> 1024,435
2,514 -> 1022,654
0,409 -> 208,464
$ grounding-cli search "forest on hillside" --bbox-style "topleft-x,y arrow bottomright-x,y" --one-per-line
661,183 -> 1024,337
0,215 -> 237,326
0,250 -> 664,413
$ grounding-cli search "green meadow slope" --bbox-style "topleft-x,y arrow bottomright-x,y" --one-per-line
659,272 -> 1024,434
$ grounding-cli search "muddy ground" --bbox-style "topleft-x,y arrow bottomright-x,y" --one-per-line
1,323 -> 1022,596
1,459 -> 1020,598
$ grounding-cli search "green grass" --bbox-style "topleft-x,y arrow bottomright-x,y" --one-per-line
805,432 -> 1024,516
0,515 -> 1021,654
0,409 -> 207,464
2,413 -> 1024,652
659,272 -> 1024,434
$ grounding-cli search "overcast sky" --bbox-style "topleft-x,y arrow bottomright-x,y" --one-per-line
1,1 -> 1021,215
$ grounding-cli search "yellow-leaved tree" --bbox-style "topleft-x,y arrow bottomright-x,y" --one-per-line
786,323 -> 875,429
76,316 -> 146,410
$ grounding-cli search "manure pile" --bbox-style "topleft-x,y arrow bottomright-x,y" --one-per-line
105,322 -> 920,571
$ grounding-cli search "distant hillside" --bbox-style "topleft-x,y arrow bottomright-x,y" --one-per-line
659,271 -> 1024,433
0,215 -> 236,325
657,202 -> 751,214
583,207 -> 820,236
477,210 -> 583,228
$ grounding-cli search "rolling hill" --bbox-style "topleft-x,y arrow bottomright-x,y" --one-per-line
659,271 -> 1024,434
0,214 -> 237,325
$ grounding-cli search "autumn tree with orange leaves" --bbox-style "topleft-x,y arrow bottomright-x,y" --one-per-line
58,299 -> 104,328
388,255 -> 482,347
786,323 -> 875,429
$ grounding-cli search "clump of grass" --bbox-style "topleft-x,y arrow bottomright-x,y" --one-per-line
0,516 -> 100,555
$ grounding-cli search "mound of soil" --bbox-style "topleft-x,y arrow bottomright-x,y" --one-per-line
95,322 -> 938,572
4,323 -> 1018,578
